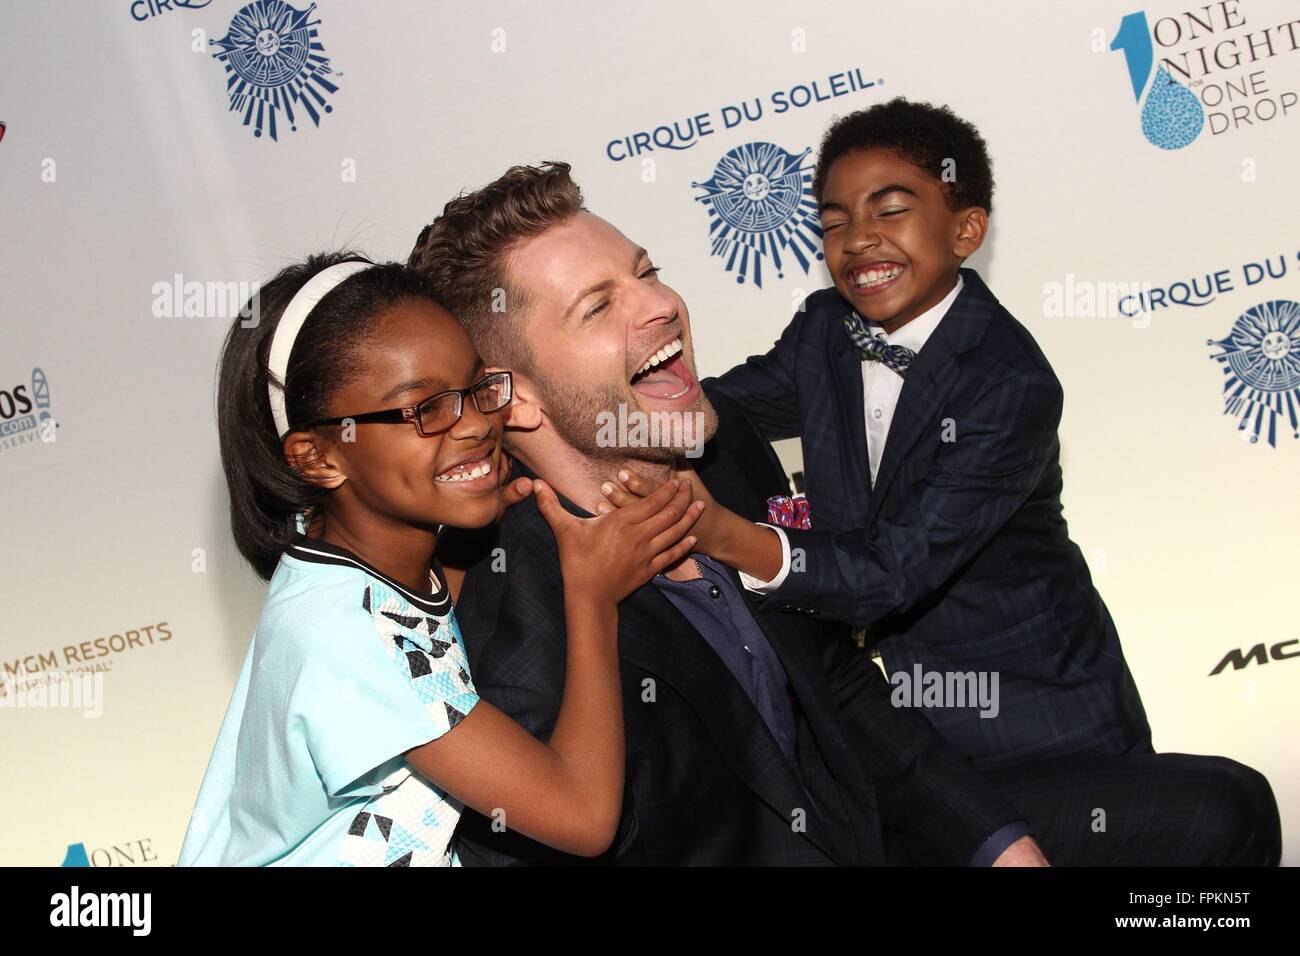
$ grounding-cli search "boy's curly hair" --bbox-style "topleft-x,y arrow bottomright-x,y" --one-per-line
813,98 -> 994,214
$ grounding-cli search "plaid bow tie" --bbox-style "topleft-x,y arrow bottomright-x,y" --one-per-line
843,311 -> 915,377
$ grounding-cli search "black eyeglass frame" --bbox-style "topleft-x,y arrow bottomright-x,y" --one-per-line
299,370 -> 513,437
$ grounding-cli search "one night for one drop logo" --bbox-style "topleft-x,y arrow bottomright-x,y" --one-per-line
1110,11 -> 1206,149
1208,299 -> 1300,447
211,0 -> 340,141
692,142 -> 823,289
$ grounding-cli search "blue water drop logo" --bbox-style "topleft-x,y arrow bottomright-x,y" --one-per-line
1140,66 -> 1205,150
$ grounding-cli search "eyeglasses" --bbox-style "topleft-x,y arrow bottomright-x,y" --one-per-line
300,370 -> 512,437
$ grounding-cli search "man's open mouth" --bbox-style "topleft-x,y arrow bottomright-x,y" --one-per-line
629,337 -> 696,400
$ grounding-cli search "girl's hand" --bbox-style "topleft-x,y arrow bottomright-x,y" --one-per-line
597,465 -> 723,557
533,477 -> 702,607
596,466 -> 783,583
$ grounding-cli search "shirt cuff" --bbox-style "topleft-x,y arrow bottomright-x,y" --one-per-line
968,820 -> 1032,867
737,523 -> 791,593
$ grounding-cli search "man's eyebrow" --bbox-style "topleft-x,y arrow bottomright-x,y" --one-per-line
563,278 -> 613,321
561,247 -> 649,321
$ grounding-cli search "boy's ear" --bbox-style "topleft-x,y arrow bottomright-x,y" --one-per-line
283,432 -> 347,490
952,206 -> 989,260
494,367 -> 543,432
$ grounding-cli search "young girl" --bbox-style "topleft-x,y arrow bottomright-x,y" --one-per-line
178,252 -> 701,866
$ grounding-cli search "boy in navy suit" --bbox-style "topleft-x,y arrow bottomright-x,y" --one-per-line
605,98 -> 1153,771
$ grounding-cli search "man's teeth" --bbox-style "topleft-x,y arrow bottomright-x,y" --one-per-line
435,459 -> 492,482
634,337 -> 683,378
853,265 -> 903,288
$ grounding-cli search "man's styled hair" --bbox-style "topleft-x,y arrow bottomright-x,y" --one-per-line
813,97 -> 995,214
408,161 -> 585,373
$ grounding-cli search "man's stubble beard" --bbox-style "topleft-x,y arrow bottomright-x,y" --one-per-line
534,368 -> 719,470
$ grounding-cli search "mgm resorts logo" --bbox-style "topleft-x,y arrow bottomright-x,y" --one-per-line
1210,638 -> 1298,675
692,142 -> 823,289
0,367 -> 55,452
210,0 -> 340,141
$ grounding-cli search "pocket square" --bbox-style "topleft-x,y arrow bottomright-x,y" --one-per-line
767,494 -> 812,530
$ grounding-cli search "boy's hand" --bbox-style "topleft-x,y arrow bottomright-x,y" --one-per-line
597,466 -> 783,584
597,465 -> 725,555
535,477 -> 703,608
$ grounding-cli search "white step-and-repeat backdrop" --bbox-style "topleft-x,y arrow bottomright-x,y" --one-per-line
1,0 -> 1296,866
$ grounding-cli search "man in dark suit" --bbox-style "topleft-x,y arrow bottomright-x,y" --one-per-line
411,160 -> 1280,866
444,390 -> 1032,865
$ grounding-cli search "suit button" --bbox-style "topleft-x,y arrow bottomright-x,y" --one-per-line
708,585 -> 721,599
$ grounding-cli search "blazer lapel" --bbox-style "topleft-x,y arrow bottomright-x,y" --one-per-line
615,590 -> 841,862
866,269 -> 995,524
865,342 -> 961,523
528,468 -> 839,863
720,563 -> 869,863
686,425 -> 850,862
827,322 -> 873,521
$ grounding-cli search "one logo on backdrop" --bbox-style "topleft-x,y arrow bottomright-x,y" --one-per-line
211,0 -> 339,141
60,838 -> 160,867
691,142 -> 822,289
0,121 -> 6,145
1109,5 -> 1297,150
1207,299 -> 1300,447
0,367 -> 54,454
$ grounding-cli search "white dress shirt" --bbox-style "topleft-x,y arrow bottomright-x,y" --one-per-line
861,274 -> 963,484
739,275 -> 965,593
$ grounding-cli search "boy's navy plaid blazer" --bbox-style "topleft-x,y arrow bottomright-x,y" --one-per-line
450,390 -> 1023,866
707,268 -> 1153,771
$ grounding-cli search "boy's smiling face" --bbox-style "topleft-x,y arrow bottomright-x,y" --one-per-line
819,147 -> 986,333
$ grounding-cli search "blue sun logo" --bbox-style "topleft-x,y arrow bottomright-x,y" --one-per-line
692,142 -> 823,288
211,0 -> 340,141
1208,299 -> 1300,446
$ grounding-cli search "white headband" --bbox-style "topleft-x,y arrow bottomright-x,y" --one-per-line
266,260 -> 373,439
